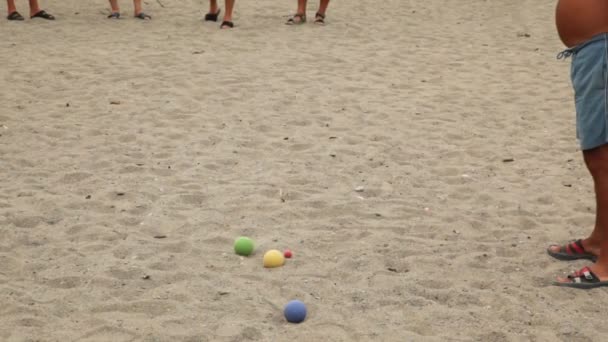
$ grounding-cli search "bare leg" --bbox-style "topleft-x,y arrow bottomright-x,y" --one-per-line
209,0 -> 218,14
109,0 -> 119,13
585,146 -> 608,274
220,0 -> 235,28
133,0 -> 142,16
296,0 -> 307,15
28,0 -> 40,16
317,0 -> 329,15
556,145 -> 608,282
549,147 -> 607,256
7,0 -> 17,13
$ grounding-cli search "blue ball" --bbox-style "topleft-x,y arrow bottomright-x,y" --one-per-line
284,300 -> 307,323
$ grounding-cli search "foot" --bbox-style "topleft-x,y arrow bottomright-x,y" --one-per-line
220,20 -> 233,29
7,11 -> 24,21
135,12 -> 151,20
108,12 -> 120,19
30,10 -> 55,20
554,265 -> 608,289
286,13 -> 306,25
205,9 -> 221,22
547,239 -> 599,262
314,12 -> 326,25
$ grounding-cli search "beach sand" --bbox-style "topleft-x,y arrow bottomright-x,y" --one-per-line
2,0 -> 608,341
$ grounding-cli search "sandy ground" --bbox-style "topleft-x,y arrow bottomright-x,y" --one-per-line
2,0 -> 608,341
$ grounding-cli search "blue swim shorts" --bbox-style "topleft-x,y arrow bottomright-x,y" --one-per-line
558,33 -> 608,151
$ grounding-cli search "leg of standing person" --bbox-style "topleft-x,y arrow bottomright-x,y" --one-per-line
555,145 -> 608,287
220,0 -> 235,29
6,0 -> 24,20
584,146 -> 608,271
7,0 -> 16,14
205,0 -> 221,22
28,0 -> 40,16
133,0 -> 150,19
314,0 -> 329,24
552,34 -> 608,289
29,0 -> 54,19
108,0 -> 120,18
286,0 -> 307,25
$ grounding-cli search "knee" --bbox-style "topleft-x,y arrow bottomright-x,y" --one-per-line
584,145 -> 608,175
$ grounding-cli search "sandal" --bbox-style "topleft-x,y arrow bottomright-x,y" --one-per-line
7,11 -> 24,21
547,239 -> 597,262
107,12 -> 120,19
314,12 -> 325,25
135,12 -> 151,20
205,9 -> 221,22
220,21 -> 233,29
286,13 -> 306,25
553,266 -> 608,289
30,10 -> 55,20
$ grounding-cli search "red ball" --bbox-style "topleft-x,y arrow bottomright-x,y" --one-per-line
284,250 -> 293,258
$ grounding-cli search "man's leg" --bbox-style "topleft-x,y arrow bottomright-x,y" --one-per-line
28,0 -> 40,16
7,0 -> 17,14
220,0 -> 235,28
317,0 -> 329,16
296,0 -> 307,15
584,145 -> 608,274
133,0 -> 143,15
556,144 -> 608,284
109,0 -> 120,13
209,0 -> 218,14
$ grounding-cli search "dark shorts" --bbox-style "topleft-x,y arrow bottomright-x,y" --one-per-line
559,33 -> 608,150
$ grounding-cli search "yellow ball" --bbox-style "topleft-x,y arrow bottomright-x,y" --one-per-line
263,250 -> 285,268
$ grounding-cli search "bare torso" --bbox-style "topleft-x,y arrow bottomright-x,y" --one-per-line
556,0 -> 608,47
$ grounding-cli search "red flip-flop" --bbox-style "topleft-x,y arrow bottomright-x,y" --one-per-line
547,239 -> 597,262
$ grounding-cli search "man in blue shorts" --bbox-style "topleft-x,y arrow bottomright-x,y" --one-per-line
548,0 -> 608,289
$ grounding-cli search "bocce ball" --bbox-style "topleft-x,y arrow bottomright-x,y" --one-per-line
284,300 -> 307,323
234,237 -> 255,256
263,249 -> 285,268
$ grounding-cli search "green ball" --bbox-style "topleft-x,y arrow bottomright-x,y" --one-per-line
234,237 -> 254,256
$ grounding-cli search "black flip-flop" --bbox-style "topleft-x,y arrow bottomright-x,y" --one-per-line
220,21 -> 233,29
204,9 -> 221,22
286,13 -> 306,25
314,12 -> 325,25
547,239 -> 597,262
7,11 -> 24,20
553,267 -> 608,289
107,12 -> 120,19
30,10 -> 55,20
135,12 -> 151,20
